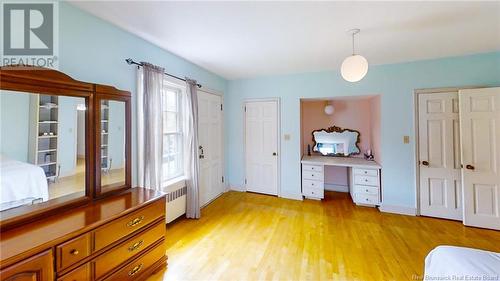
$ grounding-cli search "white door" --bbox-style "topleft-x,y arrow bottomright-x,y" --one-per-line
245,100 -> 278,195
418,92 -> 462,220
460,87 -> 500,230
198,91 -> 224,207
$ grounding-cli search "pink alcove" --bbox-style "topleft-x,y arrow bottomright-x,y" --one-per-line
300,95 -> 381,190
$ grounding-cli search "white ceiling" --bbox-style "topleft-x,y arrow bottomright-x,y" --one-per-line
71,1 -> 500,80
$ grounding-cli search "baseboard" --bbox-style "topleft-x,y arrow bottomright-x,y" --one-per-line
280,192 -> 303,201
324,183 -> 348,193
378,204 -> 417,216
229,185 -> 245,192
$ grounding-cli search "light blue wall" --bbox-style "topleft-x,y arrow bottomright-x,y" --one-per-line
58,96 -> 85,175
226,52 -> 500,208
59,3 -> 227,185
0,91 -> 31,162
108,101 -> 125,169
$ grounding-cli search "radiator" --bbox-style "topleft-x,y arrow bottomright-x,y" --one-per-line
166,186 -> 186,223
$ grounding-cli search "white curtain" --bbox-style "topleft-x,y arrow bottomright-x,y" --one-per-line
137,63 -> 165,190
184,79 -> 200,219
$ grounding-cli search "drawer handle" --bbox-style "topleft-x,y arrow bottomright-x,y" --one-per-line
311,183 -> 314,186
365,179 -> 368,182
366,189 -> 369,192
70,249 -> 79,255
128,240 -> 144,252
127,216 -> 145,227
364,171 -> 367,174
365,198 -> 369,202
128,263 -> 143,276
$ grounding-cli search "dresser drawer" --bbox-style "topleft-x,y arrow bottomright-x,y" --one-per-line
94,200 -> 164,251
353,168 -> 378,177
354,185 -> 379,196
56,233 -> 91,271
302,164 -> 323,173
354,175 -> 379,186
303,186 -> 324,199
94,222 -> 166,279
58,263 -> 90,281
302,179 -> 323,189
302,171 -> 323,181
103,240 -> 166,281
355,193 -> 379,205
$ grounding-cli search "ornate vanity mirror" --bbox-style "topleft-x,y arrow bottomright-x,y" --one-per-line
0,66 -> 94,228
312,126 -> 361,156
95,86 -> 131,197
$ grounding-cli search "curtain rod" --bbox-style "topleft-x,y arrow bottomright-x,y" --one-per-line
125,58 -> 202,88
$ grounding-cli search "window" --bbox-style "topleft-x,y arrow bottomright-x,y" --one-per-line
162,85 -> 183,181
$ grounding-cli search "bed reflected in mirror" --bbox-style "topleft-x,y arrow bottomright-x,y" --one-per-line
0,90 -> 86,211
100,99 -> 126,192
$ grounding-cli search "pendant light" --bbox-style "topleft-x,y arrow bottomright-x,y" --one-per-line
341,29 -> 368,82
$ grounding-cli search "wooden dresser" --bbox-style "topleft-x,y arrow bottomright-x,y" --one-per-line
0,187 -> 167,281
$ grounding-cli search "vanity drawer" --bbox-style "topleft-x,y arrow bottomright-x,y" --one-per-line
103,240 -> 166,281
303,186 -> 324,199
94,222 -> 166,279
302,164 -> 323,173
353,168 -> 378,177
302,171 -> 323,181
58,263 -> 90,281
94,200 -> 164,251
302,179 -> 323,189
57,232 -> 91,271
354,175 -> 379,186
354,185 -> 379,196
355,193 -> 379,205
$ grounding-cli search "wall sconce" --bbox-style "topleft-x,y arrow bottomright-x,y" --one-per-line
324,102 -> 334,115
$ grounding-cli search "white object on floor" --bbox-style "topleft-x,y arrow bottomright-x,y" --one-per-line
424,246 -> 500,280
0,155 -> 49,208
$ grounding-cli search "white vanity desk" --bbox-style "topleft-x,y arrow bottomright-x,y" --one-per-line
301,155 -> 382,206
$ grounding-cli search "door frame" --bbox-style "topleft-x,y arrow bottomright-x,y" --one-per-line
413,86 -> 481,216
198,87 -> 227,197
242,98 -> 282,197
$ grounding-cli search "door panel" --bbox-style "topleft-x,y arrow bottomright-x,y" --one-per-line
419,92 -> 462,220
245,101 -> 278,195
460,87 -> 500,230
198,91 -> 223,207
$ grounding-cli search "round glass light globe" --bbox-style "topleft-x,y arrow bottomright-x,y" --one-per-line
341,55 -> 368,82
324,105 -> 334,115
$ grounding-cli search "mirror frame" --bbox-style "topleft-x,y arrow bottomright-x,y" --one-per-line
94,85 -> 132,198
311,125 -> 361,157
0,66 -> 131,230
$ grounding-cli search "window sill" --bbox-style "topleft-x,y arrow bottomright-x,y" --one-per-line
162,176 -> 186,193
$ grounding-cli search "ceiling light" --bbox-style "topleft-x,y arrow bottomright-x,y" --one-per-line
341,29 -> 368,82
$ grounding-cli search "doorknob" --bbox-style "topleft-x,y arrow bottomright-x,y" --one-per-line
422,161 -> 429,166
272,152 -> 277,156
466,164 -> 475,170
199,145 -> 205,159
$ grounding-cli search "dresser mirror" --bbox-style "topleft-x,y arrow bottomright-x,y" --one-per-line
99,100 -> 126,192
95,91 -> 131,197
312,126 -> 361,156
0,90 -> 88,212
0,66 -> 131,230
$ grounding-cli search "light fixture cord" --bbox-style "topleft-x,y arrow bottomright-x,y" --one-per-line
352,32 -> 355,55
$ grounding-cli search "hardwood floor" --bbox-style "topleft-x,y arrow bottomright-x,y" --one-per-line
148,191 -> 500,281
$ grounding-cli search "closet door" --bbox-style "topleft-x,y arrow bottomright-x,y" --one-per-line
418,92 -> 462,220
460,87 -> 500,230
245,100 -> 278,195
198,91 -> 224,207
